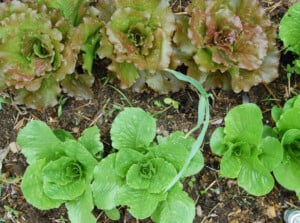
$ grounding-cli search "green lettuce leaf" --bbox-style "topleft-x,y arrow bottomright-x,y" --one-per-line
118,185 -> 167,219
53,129 -> 75,141
110,108 -> 156,152
258,136 -> 283,171
151,184 -> 195,223
36,0 -> 89,26
115,148 -> 145,178
274,129 -> 300,193
66,185 -> 96,223
210,127 -> 227,156
224,103 -> 263,145
126,158 -> 177,193
279,2 -> 300,55
277,108 -> 300,133
92,154 -> 124,210
155,131 -> 203,177
220,147 -> 242,178
21,159 -> 63,210
238,156 -> 274,196
17,120 -> 64,164
152,132 -> 203,178
78,125 -> 103,158
62,140 -> 98,181
42,157 -> 86,200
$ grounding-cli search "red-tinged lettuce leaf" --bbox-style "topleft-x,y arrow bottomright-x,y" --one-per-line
14,76 -> 61,109
61,73 -> 94,100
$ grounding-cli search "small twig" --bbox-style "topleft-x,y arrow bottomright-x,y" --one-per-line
262,82 -> 282,107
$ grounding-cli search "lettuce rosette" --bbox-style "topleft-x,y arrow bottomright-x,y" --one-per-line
0,1 -> 92,109
92,108 -> 204,223
272,95 -> 300,198
17,120 -> 103,223
174,0 -> 279,92
28,0 -> 102,75
96,0 -> 183,93
210,104 -> 283,196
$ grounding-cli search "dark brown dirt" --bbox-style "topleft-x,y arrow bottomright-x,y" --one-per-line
1,0 -> 300,223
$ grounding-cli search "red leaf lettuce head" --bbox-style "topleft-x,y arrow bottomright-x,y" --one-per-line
95,0 -> 183,93
0,1 -> 83,109
174,0 -> 279,92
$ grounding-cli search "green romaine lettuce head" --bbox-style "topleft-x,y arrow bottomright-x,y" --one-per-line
95,0 -> 182,93
210,104 -> 283,196
92,107 -> 203,222
173,0 -> 279,92
272,95 -> 300,198
17,120 -> 103,223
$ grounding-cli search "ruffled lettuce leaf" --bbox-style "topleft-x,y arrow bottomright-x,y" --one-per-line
42,156 -> 86,200
115,148 -> 145,178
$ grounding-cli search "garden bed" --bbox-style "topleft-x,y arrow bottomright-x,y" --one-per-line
0,0 -> 300,223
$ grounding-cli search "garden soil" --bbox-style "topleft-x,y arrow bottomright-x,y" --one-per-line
0,0 -> 300,222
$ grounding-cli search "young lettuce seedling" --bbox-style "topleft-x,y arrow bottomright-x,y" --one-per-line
272,95 -> 300,199
17,121 -> 103,223
92,107 -> 204,223
210,103 -> 283,196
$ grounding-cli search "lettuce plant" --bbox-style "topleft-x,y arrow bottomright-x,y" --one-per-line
210,103 -> 283,196
96,0 -> 183,93
0,2 -> 79,108
29,0 -> 102,74
272,95 -> 300,198
92,107 -> 204,223
173,0 -> 279,92
279,2 -> 300,76
17,120 -> 103,223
